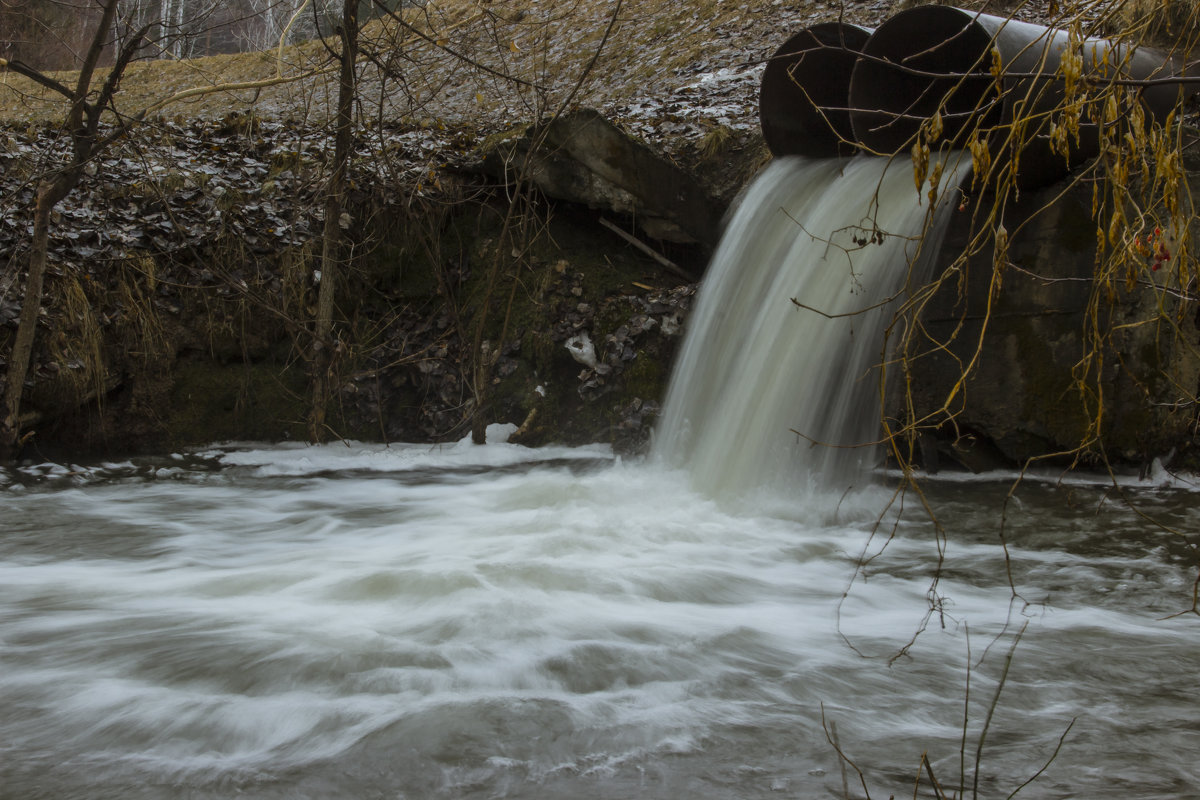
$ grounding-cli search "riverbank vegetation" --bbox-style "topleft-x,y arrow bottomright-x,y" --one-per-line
2,3 -> 1198,795
0,0 -> 1198,476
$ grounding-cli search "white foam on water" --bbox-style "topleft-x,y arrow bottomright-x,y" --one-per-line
200,427 -> 611,477
2,153 -> 1196,799
2,444 -> 1196,798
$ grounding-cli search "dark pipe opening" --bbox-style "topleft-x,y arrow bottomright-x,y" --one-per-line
848,6 -> 1002,155
759,22 -> 873,159
761,6 -> 1185,189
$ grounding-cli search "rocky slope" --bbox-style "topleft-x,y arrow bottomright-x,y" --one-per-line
3,0 -> 1199,472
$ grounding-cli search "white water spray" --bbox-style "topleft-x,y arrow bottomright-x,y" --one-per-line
654,154 -> 968,496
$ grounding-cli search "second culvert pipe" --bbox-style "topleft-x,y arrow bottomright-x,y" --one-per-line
846,5 -> 1184,186
759,22 -> 874,159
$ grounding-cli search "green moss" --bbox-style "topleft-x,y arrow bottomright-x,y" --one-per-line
214,186 -> 245,211
1056,194 -> 1098,253
1134,338 -> 1167,393
168,361 -> 308,446
478,122 -> 532,155
621,350 -> 666,401
1014,324 -> 1091,446
360,240 -> 442,299
268,149 -> 305,176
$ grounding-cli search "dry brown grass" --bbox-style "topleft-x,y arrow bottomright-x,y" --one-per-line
0,0 -> 864,129
1113,0 -> 1200,50
0,1 -> 1186,133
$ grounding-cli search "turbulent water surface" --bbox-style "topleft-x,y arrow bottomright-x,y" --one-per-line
4,154 -> 1198,799
2,439 -> 1198,799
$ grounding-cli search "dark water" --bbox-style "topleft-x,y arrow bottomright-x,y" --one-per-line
2,441 -> 1197,799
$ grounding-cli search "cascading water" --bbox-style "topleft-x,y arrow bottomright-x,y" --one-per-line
654,153 -> 968,496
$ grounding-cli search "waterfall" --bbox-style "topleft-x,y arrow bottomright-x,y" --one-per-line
654,154 -> 968,497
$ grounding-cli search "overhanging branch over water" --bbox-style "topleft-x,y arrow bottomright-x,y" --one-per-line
759,5 -> 1190,187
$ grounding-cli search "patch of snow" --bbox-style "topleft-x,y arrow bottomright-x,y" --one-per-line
685,66 -> 763,90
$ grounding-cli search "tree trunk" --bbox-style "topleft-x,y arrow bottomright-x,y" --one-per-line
308,0 -> 358,443
0,0 -> 124,461
1,178 -> 74,460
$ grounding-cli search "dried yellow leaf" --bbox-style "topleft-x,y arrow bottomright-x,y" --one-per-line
927,161 -> 943,206
927,110 -> 943,143
1103,94 -> 1118,125
911,141 -> 929,193
1107,210 -> 1124,246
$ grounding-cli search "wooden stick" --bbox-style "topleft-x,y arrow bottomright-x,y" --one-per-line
599,217 -> 695,282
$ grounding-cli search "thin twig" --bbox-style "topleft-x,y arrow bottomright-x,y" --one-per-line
919,752 -> 949,800
972,622 -> 1028,800
821,704 -> 872,800
1005,718 -> 1076,799
598,217 -> 694,281
830,719 -> 851,800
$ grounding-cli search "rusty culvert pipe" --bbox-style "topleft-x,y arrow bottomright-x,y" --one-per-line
847,5 -> 1183,186
759,22 -> 874,159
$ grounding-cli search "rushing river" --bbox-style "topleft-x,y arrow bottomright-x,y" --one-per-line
6,155 -> 1198,798
2,437 -> 1197,799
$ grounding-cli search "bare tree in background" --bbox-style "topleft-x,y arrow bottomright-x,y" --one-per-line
0,0 -> 345,458
241,0 -> 303,51
0,0 -> 151,459
237,0 -> 339,52
3,0 -> 364,67
118,0 -> 226,58
308,0 -> 358,442
0,0 -> 100,69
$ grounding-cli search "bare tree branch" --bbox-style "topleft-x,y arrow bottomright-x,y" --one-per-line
0,57 -> 75,98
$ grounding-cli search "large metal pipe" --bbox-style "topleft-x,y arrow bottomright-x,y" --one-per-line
759,22 -> 873,159
846,5 -> 1183,185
